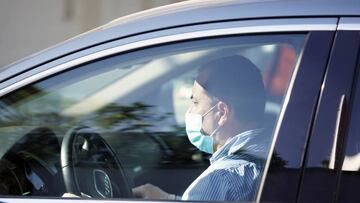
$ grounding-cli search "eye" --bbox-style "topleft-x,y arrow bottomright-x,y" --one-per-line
190,95 -> 198,105
191,99 -> 198,105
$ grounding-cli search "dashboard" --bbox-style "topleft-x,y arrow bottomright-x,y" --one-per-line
0,127 -> 64,196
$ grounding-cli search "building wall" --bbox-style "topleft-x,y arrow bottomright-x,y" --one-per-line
0,0 -> 183,68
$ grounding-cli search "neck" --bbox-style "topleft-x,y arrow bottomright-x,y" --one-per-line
214,121 -> 258,151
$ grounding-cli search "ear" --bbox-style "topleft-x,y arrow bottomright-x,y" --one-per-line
216,101 -> 230,126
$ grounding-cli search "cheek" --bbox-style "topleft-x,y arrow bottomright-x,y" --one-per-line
202,113 -> 218,132
188,104 -> 203,114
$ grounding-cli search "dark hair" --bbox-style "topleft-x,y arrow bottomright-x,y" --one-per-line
196,55 -> 265,124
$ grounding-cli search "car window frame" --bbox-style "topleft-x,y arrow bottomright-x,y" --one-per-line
296,30 -> 360,202
259,30 -> 336,202
0,18 -> 337,203
294,17 -> 360,202
0,17 -> 337,95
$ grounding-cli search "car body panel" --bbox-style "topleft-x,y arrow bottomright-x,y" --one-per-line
1,1 -> 360,202
299,30 -> 360,202
1,0 -> 359,82
260,31 -> 335,202
0,18 -> 337,95
338,17 -> 360,30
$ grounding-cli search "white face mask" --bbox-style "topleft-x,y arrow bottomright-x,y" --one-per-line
185,104 -> 220,154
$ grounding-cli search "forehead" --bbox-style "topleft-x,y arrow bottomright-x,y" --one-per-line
192,81 -> 213,101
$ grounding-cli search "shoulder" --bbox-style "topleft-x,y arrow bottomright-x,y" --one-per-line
203,161 -> 260,186
211,155 -> 263,175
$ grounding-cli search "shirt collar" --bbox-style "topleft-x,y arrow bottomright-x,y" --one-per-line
210,128 -> 267,164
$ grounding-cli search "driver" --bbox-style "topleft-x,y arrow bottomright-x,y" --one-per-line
133,55 -> 269,201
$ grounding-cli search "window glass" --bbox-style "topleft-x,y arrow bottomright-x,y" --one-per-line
0,35 -> 305,201
339,64 -> 360,202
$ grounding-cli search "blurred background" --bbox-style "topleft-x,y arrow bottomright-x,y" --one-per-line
0,0 -> 185,69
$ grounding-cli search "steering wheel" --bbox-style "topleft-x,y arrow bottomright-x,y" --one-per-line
61,126 -> 132,198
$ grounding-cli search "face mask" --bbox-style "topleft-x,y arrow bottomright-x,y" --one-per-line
185,104 -> 220,154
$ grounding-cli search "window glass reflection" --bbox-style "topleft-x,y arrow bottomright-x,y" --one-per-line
0,35 -> 305,201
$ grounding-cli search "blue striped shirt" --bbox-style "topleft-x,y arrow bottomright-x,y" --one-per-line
182,129 -> 269,201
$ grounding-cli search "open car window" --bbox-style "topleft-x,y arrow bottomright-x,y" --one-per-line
0,34 -> 305,201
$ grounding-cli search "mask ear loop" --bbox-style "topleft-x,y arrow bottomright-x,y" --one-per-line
202,102 -> 218,117
209,125 -> 221,137
202,102 -> 222,137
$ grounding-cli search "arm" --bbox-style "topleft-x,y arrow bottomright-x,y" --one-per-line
132,183 -> 176,200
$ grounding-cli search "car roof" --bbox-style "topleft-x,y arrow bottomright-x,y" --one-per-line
1,0 -> 360,82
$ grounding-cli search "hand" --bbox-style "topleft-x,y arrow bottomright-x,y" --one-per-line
132,183 -> 175,200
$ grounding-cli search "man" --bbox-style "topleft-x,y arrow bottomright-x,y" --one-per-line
134,55 -> 269,201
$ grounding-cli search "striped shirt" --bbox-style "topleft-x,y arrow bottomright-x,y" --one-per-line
182,129 -> 269,201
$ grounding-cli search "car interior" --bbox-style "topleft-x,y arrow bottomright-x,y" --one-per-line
0,35 -> 303,198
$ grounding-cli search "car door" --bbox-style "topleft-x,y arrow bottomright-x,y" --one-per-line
259,22 -> 337,202
295,18 -> 360,203
337,28 -> 360,202
0,18 -> 336,202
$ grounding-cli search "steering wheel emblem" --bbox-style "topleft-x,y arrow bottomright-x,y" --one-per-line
93,169 -> 113,198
